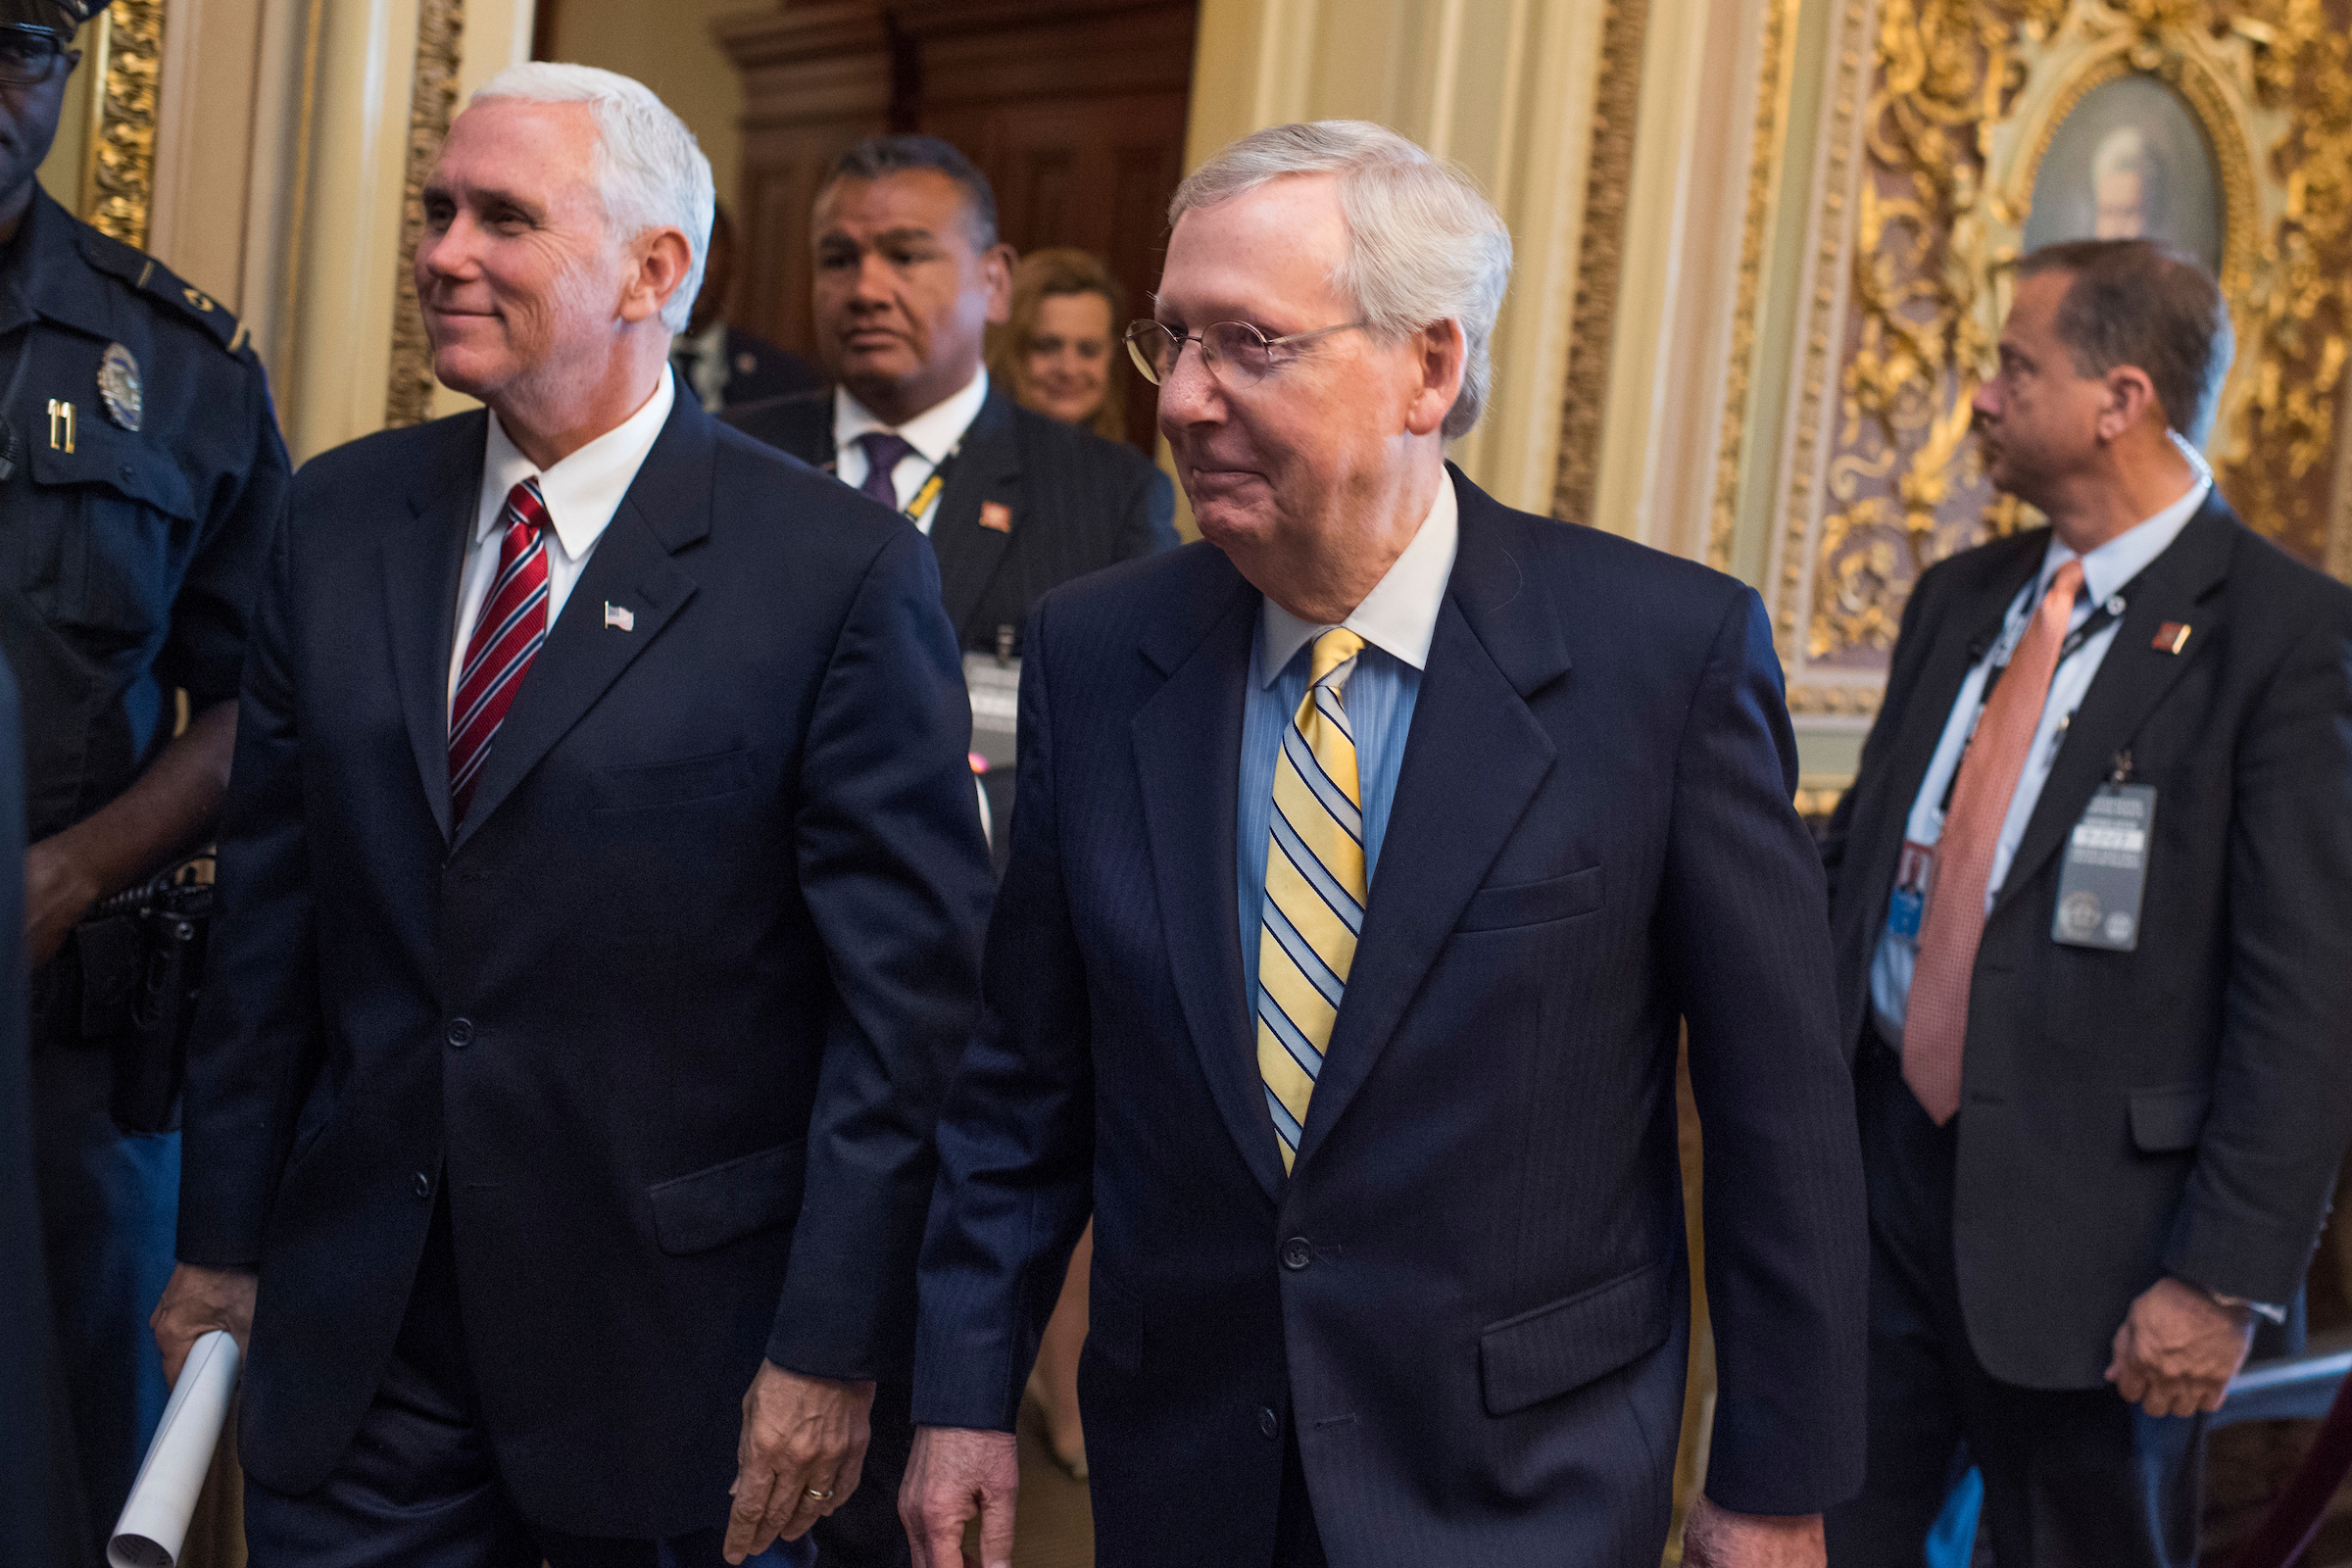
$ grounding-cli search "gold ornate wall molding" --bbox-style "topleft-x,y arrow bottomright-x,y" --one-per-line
1550,0 -> 1654,525
386,0 -> 466,429
1708,0 -> 1804,570
77,0 -> 167,249
1769,0 -> 2352,716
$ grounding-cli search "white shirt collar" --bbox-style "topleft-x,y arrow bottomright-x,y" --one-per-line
833,367 -> 990,467
1257,469 -> 1460,688
479,368 -> 677,559
2035,434 -> 2212,607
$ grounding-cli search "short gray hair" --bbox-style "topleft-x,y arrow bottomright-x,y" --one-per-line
471,63 -> 714,333
1170,122 -> 1513,439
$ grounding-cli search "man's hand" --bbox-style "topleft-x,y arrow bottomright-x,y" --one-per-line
150,1263 -> 257,1386
2105,1276 -> 2255,1417
722,1361 -> 875,1564
900,1425 -> 1016,1568
24,835 -> 100,968
1682,1495 -> 1826,1568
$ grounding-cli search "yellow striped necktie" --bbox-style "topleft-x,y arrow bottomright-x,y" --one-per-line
1256,628 -> 1368,1173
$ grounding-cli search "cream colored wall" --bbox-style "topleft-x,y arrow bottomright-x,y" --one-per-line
547,0 -> 761,213
1184,0 -> 1607,519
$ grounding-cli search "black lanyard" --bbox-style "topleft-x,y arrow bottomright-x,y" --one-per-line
1936,565 -> 2143,815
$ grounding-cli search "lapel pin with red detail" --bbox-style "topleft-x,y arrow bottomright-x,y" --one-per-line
978,501 -> 1013,534
2151,621 -> 2191,655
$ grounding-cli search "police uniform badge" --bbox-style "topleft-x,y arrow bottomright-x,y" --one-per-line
97,342 -> 143,432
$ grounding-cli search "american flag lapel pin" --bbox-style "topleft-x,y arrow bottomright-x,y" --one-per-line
2151,621 -> 2190,655
604,601 -> 635,632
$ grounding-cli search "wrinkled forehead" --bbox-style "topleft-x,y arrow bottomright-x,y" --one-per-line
430,98 -> 604,211
1159,175 -> 1349,325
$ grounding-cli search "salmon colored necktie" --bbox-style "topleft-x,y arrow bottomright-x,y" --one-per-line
1903,557 -> 2084,1125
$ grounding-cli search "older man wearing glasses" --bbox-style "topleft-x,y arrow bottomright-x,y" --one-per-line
0,2 -> 289,1558
901,121 -> 1871,1568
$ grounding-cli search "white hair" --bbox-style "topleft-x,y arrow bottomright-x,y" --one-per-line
1170,122 -> 1513,440
470,63 -> 714,333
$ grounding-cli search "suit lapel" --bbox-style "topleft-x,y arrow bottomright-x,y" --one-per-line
1991,498 -> 2237,914
929,391 -> 1020,643
1877,538 -> 2047,844
449,394 -> 710,854
1132,556 -> 1284,1201
385,414 -> 488,845
1294,477 -> 1570,1169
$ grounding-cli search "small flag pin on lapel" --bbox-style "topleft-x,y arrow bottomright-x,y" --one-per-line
978,501 -> 1012,534
2152,621 -> 2191,655
604,601 -> 635,632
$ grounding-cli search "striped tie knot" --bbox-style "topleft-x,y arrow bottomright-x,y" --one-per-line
1308,627 -> 1365,689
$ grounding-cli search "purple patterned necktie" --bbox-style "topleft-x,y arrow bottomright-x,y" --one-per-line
856,431 -> 915,511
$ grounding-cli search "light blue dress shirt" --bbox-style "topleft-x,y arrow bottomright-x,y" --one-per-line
1869,449 -> 2211,1047
1238,475 -> 1460,1004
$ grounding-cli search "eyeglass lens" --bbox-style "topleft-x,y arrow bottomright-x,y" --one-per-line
0,27 -> 64,86
1125,321 -> 1280,388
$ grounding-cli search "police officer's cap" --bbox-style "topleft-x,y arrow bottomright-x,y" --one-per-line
0,0 -> 94,30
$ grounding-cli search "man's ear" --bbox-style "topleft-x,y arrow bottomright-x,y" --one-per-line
981,243 -> 1016,327
1402,318 -> 1467,439
2098,365 -> 2162,445
624,226 -> 695,326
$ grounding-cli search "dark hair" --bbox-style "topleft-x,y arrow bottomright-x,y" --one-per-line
2014,239 -> 2232,445
820,134 -> 999,250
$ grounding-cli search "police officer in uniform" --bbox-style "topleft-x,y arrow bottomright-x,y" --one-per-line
1,0 -> 289,1556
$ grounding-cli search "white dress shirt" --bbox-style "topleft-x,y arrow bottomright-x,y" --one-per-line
447,369 -> 676,713
1870,443 -> 2212,1047
831,368 -> 990,536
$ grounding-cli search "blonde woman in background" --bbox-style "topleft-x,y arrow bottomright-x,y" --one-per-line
989,247 -> 1129,444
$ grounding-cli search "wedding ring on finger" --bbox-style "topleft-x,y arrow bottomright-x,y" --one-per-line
805,1488 -> 835,1502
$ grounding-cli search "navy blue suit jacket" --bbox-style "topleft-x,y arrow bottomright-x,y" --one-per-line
914,469 -> 1869,1566
176,387 -> 994,1536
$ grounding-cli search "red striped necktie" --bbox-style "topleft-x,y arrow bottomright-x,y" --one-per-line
449,478 -> 551,823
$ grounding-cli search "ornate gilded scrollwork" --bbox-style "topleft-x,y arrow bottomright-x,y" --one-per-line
79,0 -> 166,249
1780,0 -> 2352,714
386,0 -> 466,429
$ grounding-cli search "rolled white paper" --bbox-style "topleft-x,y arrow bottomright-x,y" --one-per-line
108,1329 -> 241,1568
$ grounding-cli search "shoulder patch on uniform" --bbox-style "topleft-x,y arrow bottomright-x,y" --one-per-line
74,222 -> 247,354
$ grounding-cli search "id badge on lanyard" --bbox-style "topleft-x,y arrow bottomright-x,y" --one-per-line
1887,840 -> 1936,941
2053,754 -> 2156,950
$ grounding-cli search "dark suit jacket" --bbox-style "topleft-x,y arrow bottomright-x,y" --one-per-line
722,385 -> 1178,655
1823,493 -> 2352,1389
175,387 -> 995,1536
0,660 -> 48,1568
717,325 -> 824,408
913,469 -> 1869,1566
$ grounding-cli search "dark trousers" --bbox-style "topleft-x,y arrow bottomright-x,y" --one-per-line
1826,1041 -> 2203,1568
244,1197 -> 816,1568
30,1016 -> 179,1568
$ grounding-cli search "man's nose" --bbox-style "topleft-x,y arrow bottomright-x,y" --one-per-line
852,252 -> 897,303
420,213 -> 478,279
1155,338 -> 1222,429
1971,377 -> 2000,418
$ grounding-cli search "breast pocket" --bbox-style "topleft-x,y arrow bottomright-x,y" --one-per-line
593,748 -> 757,812
24,427 -> 197,649
1456,863 -> 1603,932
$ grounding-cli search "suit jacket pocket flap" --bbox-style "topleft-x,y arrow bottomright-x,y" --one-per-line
648,1138 -> 808,1254
1458,864 -> 1603,932
1480,1258 -> 1672,1416
2129,1088 -> 2209,1153
596,749 -> 756,812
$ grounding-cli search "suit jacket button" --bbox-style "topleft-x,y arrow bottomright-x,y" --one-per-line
412,1172 -> 432,1199
446,1018 -> 473,1049
1258,1406 -> 1280,1440
1281,1236 -> 1312,1271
